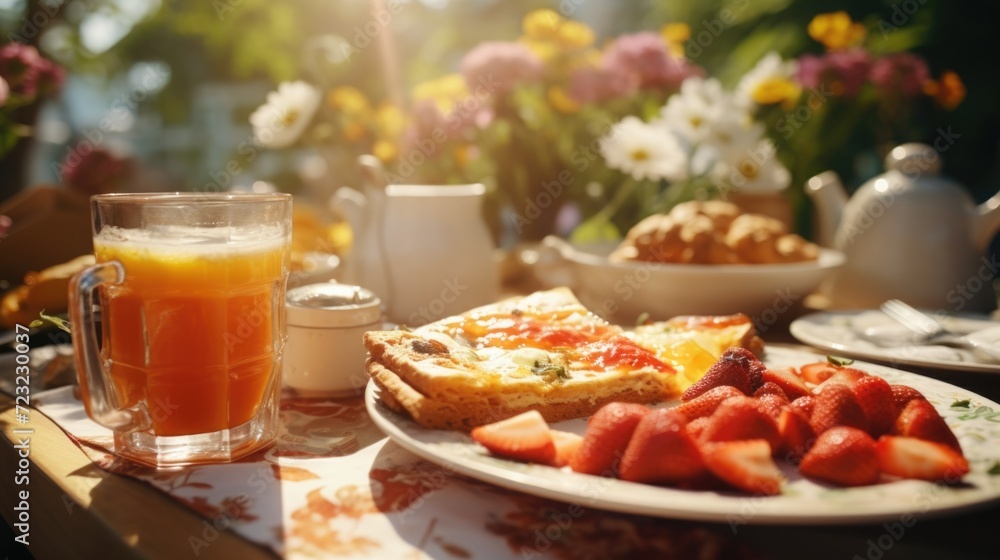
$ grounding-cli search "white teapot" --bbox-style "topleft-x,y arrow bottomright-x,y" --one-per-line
331,155 -> 499,325
807,143 -> 1000,311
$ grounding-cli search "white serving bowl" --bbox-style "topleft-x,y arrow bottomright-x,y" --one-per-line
538,236 -> 845,324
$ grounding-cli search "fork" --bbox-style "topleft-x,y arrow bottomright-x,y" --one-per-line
880,299 -> 1000,362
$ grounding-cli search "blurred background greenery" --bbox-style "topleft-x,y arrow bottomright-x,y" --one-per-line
2,0 -> 998,230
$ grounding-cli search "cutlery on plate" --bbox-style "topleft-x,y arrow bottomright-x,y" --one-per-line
879,299 -> 1000,362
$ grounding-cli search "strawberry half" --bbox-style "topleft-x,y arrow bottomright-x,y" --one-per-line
673,385 -> 744,421
471,410 -> 555,464
569,402 -> 648,476
681,348 -> 753,402
892,399 -> 962,452
756,393 -> 788,422
800,362 -> 839,385
754,381 -> 789,400
799,426 -> 879,487
814,367 -> 868,391
700,439 -> 784,495
702,396 -> 782,451
851,375 -> 896,437
875,436 -> 969,482
686,416 -> 711,442
619,409 -> 705,484
548,430 -> 584,468
777,406 -> 816,463
811,382 -> 870,435
789,395 -> 815,418
762,367 -> 811,400
890,384 -> 927,416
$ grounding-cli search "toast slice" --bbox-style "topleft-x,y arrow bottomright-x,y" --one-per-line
364,288 -> 763,430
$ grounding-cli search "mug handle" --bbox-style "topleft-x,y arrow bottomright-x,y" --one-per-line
69,261 -> 150,432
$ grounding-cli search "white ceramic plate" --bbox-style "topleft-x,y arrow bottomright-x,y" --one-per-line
366,347 -> 1000,525
790,311 -> 1000,374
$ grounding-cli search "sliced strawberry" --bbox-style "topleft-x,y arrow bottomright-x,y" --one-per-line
686,416 -> 711,442
800,362 -> 839,385
756,393 -> 788,422
777,406 -> 816,463
890,384 -> 927,416
619,409 -> 705,484
814,367 -> 868,391
789,395 -> 815,418
471,410 -> 555,464
702,396 -> 782,451
673,385 -> 744,421
700,439 -> 784,495
799,426 -> 879,487
680,349 -> 755,401
569,402 -> 648,476
892,399 -> 962,451
762,367 -> 811,400
875,436 -> 969,482
754,381 -> 788,400
548,430 -> 584,468
851,375 -> 896,437
811,383 -> 870,435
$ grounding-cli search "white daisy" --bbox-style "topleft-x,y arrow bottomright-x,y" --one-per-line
699,116 -> 765,171
721,139 -> 791,193
600,116 -> 689,182
657,77 -> 750,145
736,52 -> 799,105
250,81 -> 321,149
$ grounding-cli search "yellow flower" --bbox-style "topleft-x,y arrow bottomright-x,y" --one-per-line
556,20 -> 595,50
375,103 -> 406,139
547,86 -> 581,114
751,77 -> 802,108
923,71 -> 966,110
521,37 -> 560,63
522,9 -> 563,41
327,86 -> 370,116
373,139 -> 397,162
661,23 -> 691,58
412,73 -> 468,114
808,11 -> 866,51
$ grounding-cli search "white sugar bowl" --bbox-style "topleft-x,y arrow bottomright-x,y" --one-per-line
283,283 -> 381,398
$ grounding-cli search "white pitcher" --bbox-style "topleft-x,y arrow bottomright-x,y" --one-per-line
331,157 -> 498,325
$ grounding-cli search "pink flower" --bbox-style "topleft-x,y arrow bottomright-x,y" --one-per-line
36,57 -> 65,97
0,43 -> 45,99
61,148 -> 134,196
602,32 -> 703,91
869,53 -> 930,98
797,49 -> 871,98
460,41 -> 544,95
568,64 -> 637,104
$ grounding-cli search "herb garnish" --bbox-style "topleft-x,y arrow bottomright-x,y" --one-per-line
989,462 -> 1000,476
531,360 -> 569,382
826,356 -> 854,367
952,399 -> 971,409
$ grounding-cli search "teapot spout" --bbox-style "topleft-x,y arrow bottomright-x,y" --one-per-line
805,171 -> 848,248
972,191 -> 1000,252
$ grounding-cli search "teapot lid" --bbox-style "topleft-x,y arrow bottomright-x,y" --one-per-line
884,143 -> 941,176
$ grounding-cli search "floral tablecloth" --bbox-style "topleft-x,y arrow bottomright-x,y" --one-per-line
34,385 -> 759,559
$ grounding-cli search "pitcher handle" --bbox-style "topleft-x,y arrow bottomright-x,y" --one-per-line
69,261 -> 150,432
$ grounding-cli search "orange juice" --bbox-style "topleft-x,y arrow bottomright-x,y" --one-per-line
95,232 -> 288,437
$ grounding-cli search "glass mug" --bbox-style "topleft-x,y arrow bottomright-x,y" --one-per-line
69,193 -> 292,466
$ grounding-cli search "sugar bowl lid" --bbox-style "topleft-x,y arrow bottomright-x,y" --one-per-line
286,283 -> 381,328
